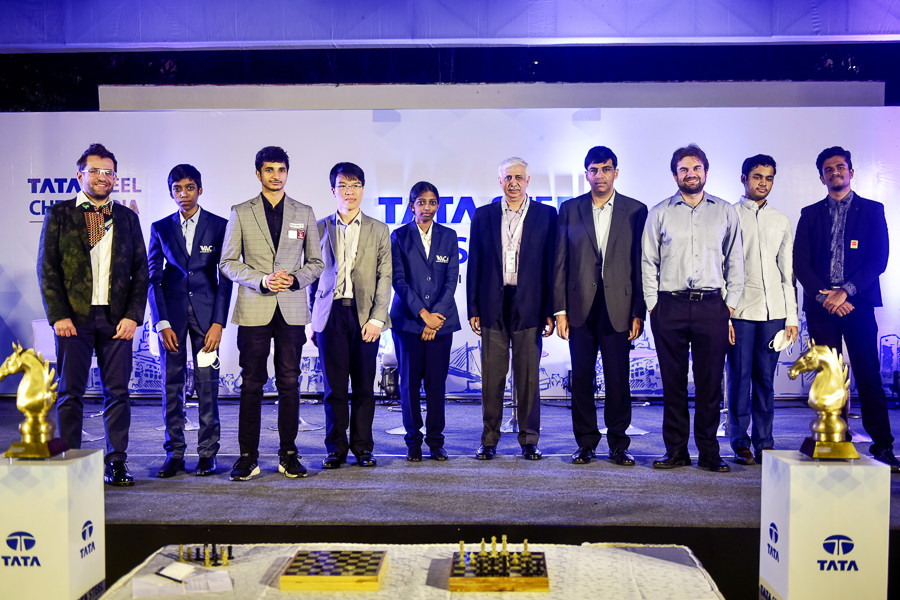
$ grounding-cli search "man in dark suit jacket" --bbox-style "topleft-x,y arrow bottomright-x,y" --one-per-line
38,143 -> 149,486
794,146 -> 898,471
553,146 -> 647,466
148,164 -> 233,478
466,157 -> 557,460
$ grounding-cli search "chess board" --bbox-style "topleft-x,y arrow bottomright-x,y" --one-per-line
448,551 -> 550,592
279,550 -> 387,591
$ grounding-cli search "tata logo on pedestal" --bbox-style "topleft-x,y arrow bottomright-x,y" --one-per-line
766,522 -> 779,562
80,520 -> 96,559
2,531 -> 42,566
817,534 -> 858,571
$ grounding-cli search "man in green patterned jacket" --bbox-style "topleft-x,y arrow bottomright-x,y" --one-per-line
38,143 -> 149,486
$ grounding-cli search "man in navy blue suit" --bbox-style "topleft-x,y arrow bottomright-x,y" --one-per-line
148,164 -> 233,477
390,181 -> 461,461
467,157 -> 557,460
794,146 -> 899,472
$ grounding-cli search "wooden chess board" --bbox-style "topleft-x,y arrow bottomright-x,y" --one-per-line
279,550 -> 387,591
448,551 -> 549,592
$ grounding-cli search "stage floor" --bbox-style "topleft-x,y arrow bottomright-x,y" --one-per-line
2,396 -> 898,599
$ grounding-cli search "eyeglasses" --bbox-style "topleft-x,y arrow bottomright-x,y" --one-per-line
82,168 -> 116,178
337,183 -> 363,191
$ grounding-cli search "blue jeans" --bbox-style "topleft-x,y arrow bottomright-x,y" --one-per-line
726,318 -> 784,453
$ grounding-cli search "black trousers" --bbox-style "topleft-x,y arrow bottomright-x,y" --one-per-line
393,330 -> 453,450
236,306 -> 306,458
805,303 -> 894,454
55,305 -> 132,463
161,304 -> 220,460
650,292 -> 730,458
318,300 -> 379,457
568,293 -> 632,451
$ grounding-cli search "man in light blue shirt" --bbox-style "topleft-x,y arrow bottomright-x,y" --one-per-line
642,144 -> 744,472
726,155 -> 798,466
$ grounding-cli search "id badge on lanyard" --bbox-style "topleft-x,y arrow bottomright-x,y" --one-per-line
502,198 -> 529,275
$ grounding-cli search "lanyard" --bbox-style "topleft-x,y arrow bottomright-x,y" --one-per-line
501,197 -> 530,251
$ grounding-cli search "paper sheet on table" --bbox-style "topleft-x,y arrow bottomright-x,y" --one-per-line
131,570 -> 233,597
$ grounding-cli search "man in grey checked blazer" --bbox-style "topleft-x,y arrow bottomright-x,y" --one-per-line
220,146 -> 324,481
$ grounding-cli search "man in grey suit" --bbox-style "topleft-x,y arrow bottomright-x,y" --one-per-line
554,146 -> 647,465
220,146 -> 324,481
309,162 -> 392,469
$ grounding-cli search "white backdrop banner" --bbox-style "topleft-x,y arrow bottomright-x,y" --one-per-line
1,108 -> 898,399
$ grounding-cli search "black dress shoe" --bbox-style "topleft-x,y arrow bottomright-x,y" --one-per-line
429,447 -> 449,461
608,448 -> 636,466
156,457 -> 185,478
521,444 -> 542,460
406,447 -> 423,462
355,452 -> 377,467
194,456 -> 217,476
733,447 -> 756,465
571,446 -> 595,464
322,452 -> 347,470
475,445 -> 496,460
872,449 -> 900,473
652,452 -> 691,469
698,455 -> 731,472
104,460 -> 135,486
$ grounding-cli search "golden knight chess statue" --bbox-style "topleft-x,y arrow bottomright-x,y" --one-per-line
2,342 -> 58,458
787,339 -> 859,459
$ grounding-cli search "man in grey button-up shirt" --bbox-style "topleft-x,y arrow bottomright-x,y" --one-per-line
726,154 -> 798,467
641,144 -> 743,473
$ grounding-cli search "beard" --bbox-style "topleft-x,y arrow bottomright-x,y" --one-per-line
677,178 -> 704,195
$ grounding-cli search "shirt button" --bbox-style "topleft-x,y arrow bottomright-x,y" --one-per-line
426,276 -> 431,281
425,295 -> 430,300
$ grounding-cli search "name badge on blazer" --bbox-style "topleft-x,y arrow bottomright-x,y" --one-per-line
288,222 -> 306,240
435,255 -> 450,263
199,245 -> 214,253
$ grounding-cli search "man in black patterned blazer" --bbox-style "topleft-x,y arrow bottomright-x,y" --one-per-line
38,143 -> 149,486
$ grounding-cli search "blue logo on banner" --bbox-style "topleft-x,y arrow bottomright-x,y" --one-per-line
818,534 -> 858,571
6,531 -> 35,552
3,531 -> 41,566
82,521 -> 93,541
766,523 -> 779,562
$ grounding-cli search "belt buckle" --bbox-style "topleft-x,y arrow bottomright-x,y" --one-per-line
689,291 -> 703,302
341,298 -> 353,307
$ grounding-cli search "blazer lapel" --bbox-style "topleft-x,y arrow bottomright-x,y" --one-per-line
170,212 -> 190,263
410,222 -> 429,263
605,197 -> 624,259
70,203 -> 92,255
250,196 -> 276,255
191,210 -> 210,259
490,202 -> 503,266
577,197 -> 601,259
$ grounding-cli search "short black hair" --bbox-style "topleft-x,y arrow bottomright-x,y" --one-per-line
584,146 -> 618,170
741,154 -> 777,178
167,164 -> 202,190
255,146 -> 289,172
77,143 -> 117,173
330,162 -> 365,187
409,181 -> 440,205
670,144 -> 709,174
816,146 -> 852,176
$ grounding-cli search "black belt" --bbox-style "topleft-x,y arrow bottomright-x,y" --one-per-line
663,290 -> 720,302
334,298 -> 354,307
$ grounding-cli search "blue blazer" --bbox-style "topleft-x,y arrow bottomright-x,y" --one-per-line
793,193 -> 888,314
390,221 -> 461,335
148,208 -> 233,333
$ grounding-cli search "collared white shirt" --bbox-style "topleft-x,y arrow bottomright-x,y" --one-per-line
80,191 -> 114,306
334,210 -> 362,300
592,191 -> 615,270
180,205 -> 201,257
417,221 -> 433,259
731,197 -> 799,326
500,197 -> 529,286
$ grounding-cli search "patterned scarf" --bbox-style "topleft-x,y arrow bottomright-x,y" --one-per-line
83,202 -> 112,247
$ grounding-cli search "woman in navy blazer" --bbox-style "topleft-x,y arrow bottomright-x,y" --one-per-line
390,181 -> 461,461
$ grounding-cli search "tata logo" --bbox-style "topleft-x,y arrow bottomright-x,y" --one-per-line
80,520 -> 96,559
2,531 -> 41,567
766,523 -> 779,562
817,534 -> 858,571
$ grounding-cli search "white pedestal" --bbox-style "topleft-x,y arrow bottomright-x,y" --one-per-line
759,450 -> 889,600
0,449 -> 106,600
